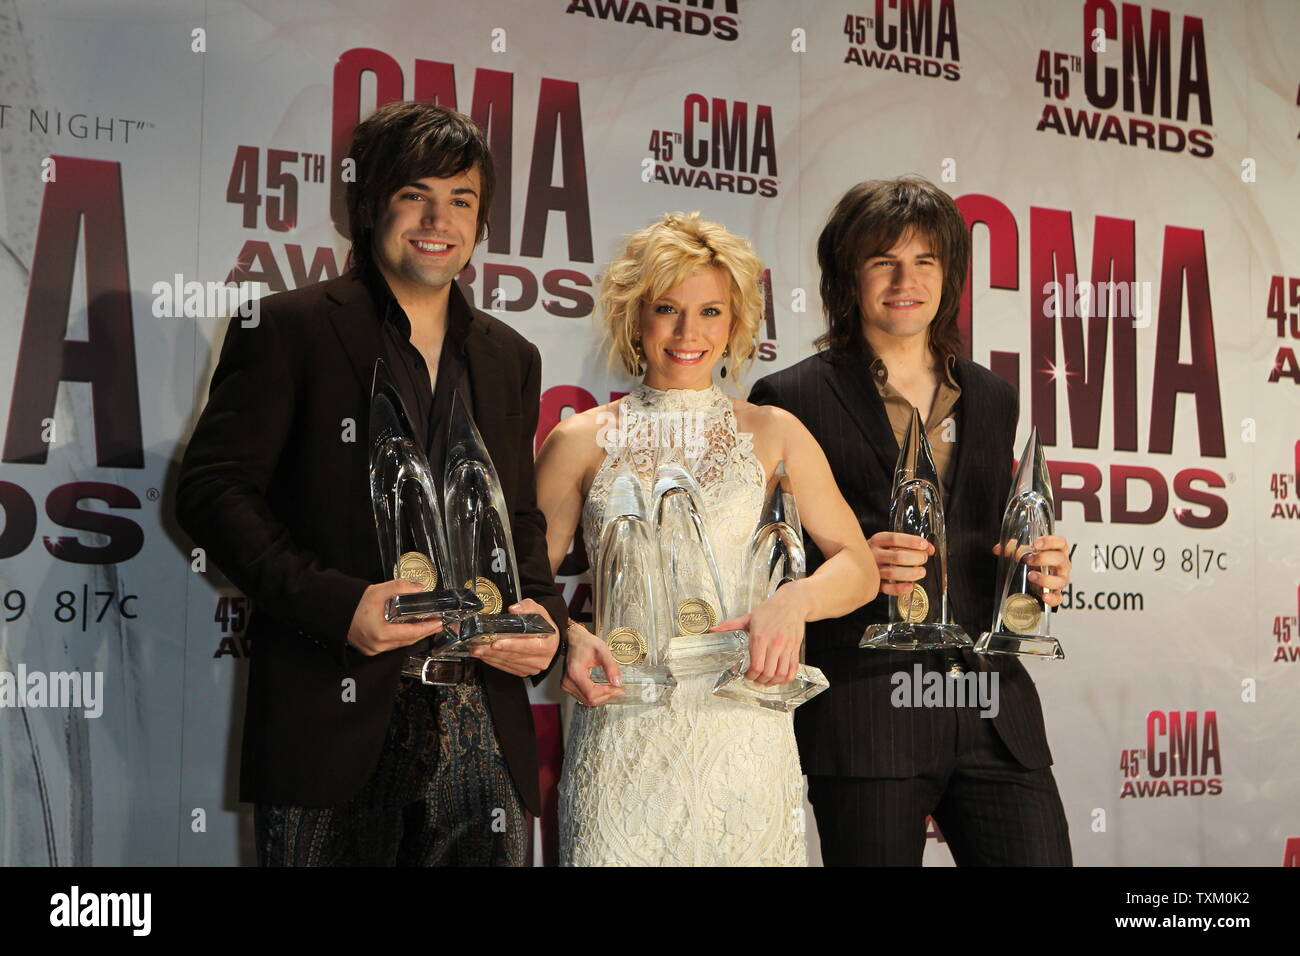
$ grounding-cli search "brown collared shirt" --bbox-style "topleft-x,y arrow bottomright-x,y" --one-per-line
870,353 -> 961,498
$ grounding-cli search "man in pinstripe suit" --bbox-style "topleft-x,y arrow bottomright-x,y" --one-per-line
750,176 -> 1073,866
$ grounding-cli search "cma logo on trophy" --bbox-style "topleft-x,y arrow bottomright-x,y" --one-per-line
1036,1 -> 1213,158
644,94 -> 778,198
565,0 -> 741,41
1118,710 -> 1223,798
842,0 -> 961,82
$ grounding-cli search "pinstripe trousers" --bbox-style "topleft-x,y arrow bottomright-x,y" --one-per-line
807,697 -> 1072,867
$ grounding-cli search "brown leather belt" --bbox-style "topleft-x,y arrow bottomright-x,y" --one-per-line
401,655 -> 473,685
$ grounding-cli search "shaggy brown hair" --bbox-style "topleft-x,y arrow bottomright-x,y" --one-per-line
345,101 -> 495,270
816,175 -> 968,364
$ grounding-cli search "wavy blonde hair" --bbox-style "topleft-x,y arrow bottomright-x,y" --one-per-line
599,211 -> 765,379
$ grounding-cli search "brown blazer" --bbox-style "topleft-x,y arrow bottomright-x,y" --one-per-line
176,269 -> 567,814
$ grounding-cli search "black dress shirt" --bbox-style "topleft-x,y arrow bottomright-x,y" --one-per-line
362,261 -> 475,481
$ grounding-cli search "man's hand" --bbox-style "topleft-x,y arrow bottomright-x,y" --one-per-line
993,534 -> 1072,607
345,580 -> 445,656
470,599 -> 560,677
867,531 -> 933,597
560,622 -> 625,706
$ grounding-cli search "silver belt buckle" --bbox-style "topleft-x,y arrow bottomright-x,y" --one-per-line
402,655 -> 469,686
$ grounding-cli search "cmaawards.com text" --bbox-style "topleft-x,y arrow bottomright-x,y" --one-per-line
565,0 -> 740,41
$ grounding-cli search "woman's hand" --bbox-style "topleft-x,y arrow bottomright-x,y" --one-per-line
560,622 -> 626,706
709,584 -> 809,687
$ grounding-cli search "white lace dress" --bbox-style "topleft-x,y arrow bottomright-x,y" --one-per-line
558,383 -> 807,866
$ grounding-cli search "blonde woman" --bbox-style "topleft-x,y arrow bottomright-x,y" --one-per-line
536,212 -> 879,866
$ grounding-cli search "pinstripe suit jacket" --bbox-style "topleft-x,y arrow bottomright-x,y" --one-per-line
750,349 -> 1054,778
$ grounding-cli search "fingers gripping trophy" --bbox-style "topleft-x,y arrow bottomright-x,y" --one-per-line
713,462 -> 829,711
974,427 -> 1065,660
860,407 -> 971,651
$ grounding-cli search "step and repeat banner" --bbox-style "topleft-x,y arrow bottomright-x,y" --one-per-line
0,0 -> 1296,866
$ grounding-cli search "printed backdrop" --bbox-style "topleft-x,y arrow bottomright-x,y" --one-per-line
0,0 -> 1297,866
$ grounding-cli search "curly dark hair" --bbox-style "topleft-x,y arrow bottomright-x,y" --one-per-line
815,175 -> 968,364
345,101 -> 495,270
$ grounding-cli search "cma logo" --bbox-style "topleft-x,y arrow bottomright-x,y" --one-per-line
1083,0 -> 1212,125
2,156 -> 145,565
1119,710 -> 1223,798
682,95 -> 777,176
565,0 -> 742,42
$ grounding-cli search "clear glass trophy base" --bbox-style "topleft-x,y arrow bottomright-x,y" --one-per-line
860,622 -> 972,651
974,630 -> 1065,660
417,614 -> 554,659
712,662 -> 828,712
665,631 -> 746,675
455,612 -> 553,645
590,665 -> 676,705
385,587 -> 483,623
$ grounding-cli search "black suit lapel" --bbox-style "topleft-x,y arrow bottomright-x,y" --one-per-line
821,354 -> 900,487
463,316 -> 518,487
324,273 -> 384,395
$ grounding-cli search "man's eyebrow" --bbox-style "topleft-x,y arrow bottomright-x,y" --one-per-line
397,183 -> 478,198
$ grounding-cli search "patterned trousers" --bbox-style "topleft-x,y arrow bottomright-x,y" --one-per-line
254,668 -> 528,866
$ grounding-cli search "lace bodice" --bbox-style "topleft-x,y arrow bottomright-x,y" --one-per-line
561,383 -> 807,866
582,383 -> 766,615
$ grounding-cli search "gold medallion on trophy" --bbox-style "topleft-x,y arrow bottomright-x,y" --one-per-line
466,576 -> 503,614
1001,592 -> 1042,634
395,551 -> 437,590
896,582 -> 930,623
676,598 -> 717,635
606,626 -> 648,667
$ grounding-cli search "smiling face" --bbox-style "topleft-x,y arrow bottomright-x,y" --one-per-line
855,228 -> 945,349
638,266 -> 734,391
370,167 -> 481,296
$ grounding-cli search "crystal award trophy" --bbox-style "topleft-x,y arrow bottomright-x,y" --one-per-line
588,467 -> 676,705
369,359 -> 482,684
441,394 -> 554,646
861,408 -> 971,650
974,428 -> 1064,659
712,462 -> 829,712
652,463 -> 746,674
